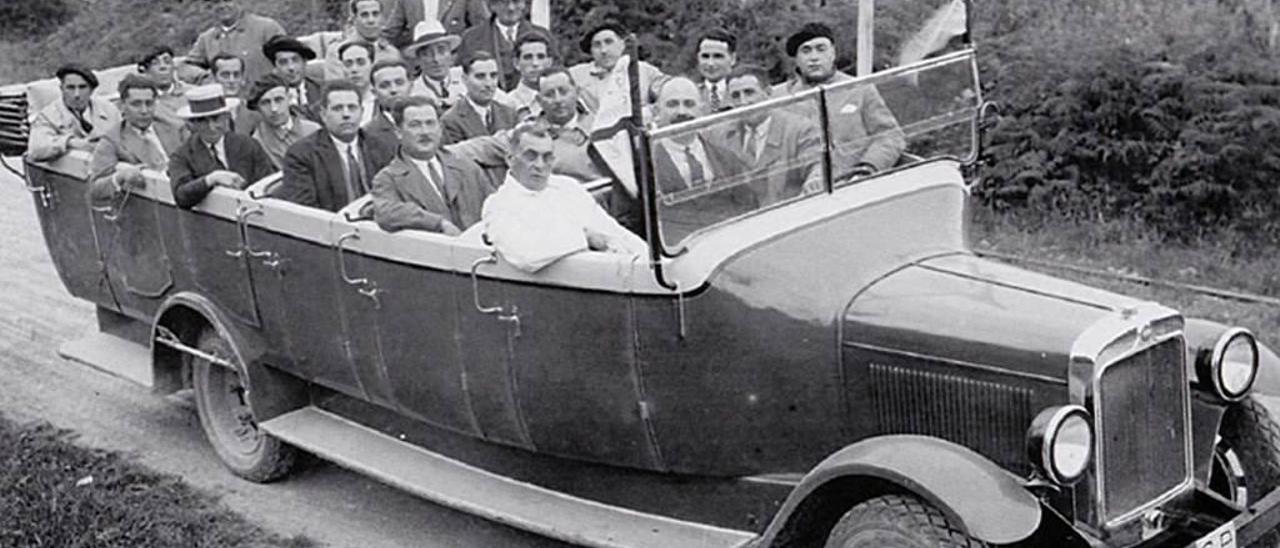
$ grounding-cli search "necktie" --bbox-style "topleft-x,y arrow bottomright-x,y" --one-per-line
346,144 -> 365,196
425,160 -> 445,201
743,125 -> 758,162
484,110 -> 494,133
708,84 -> 721,112
684,144 -> 705,187
73,109 -> 93,134
209,143 -> 226,169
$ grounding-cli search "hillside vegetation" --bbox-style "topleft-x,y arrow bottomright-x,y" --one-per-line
2,0 -> 1278,252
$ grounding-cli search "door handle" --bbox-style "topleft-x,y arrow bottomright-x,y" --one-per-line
335,231 -> 381,308
470,255 -> 520,337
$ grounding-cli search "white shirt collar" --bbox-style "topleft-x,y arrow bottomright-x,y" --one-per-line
466,95 -> 491,119
331,134 -> 360,156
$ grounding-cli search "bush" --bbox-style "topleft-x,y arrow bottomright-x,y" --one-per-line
973,0 -> 1280,250
0,0 -> 76,41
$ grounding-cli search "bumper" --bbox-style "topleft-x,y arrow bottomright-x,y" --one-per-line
1217,485 -> 1280,547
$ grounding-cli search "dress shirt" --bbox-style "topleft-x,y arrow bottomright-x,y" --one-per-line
467,96 -> 492,127
702,79 -> 726,108
742,116 -> 772,162
406,155 -> 445,202
206,136 -> 228,168
482,173 -> 647,272
659,137 -> 714,187
129,124 -> 170,168
360,90 -> 377,127
496,21 -> 518,44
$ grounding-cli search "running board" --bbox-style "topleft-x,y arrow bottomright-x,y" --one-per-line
58,331 -> 153,388
260,407 -> 758,548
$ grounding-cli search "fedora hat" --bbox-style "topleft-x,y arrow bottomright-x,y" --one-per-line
176,84 -> 240,119
262,35 -> 318,62
403,19 -> 460,57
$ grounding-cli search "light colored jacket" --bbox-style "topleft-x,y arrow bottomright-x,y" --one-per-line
27,97 -> 120,162
774,71 -> 906,175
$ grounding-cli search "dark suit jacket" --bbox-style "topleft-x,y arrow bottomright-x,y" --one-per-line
363,111 -> 398,145
458,20 -> 551,91
648,134 -> 751,240
275,128 -> 398,212
169,133 -> 276,209
383,0 -> 489,48
441,99 -> 517,145
720,111 -> 823,207
371,149 -> 498,232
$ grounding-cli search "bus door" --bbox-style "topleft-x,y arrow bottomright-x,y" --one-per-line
90,170 -> 173,319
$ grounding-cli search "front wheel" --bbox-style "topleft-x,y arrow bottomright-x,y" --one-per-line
191,328 -> 296,482
824,494 -> 987,548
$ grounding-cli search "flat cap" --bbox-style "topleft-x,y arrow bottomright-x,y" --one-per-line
55,64 -> 98,88
786,22 -> 835,57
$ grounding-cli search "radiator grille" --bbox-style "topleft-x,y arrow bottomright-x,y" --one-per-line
870,363 -> 1035,474
1095,336 -> 1190,523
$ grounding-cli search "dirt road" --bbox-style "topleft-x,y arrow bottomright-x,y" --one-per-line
0,159 -> 568,548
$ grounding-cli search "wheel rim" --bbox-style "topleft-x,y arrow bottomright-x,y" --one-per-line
1209,435 -> 1249,505
202,360 -> 265,459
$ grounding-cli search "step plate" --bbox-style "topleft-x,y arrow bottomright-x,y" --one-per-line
261,407 -> 757,548
58,331 -> 153,388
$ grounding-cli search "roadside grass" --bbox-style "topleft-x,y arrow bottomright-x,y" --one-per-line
0,414 -> 315,548
972,207 -> 1280,344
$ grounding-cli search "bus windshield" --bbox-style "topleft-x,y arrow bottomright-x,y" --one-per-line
647,49 -> 980,248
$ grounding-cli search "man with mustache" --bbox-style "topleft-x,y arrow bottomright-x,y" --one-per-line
481,121 -> 646,273
774,22 -> 904,178
27,64 -> 119,162
371,95 -> 497,234
275,81 -> 398,211
187,0 -> 286,86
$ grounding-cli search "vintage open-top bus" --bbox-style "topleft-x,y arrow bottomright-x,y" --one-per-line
6,2 -> 1280,546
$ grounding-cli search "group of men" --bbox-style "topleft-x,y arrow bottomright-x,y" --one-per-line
28,0 -> 906,272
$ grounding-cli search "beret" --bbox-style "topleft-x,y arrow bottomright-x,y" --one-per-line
580,22 -> 626,53
55,64 -> 98,88
244,73 -> 291,111
786,22 -> 835,57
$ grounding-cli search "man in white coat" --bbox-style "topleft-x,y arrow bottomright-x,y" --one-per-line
482,121 -> 646,272
27,65 -> 120,162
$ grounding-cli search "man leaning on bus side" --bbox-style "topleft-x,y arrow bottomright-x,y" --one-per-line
169,84 -> 275,209
774,22 -> 904,177
482,121 -> 646,273
27,65 -> 119,163
87,75 -> 169,206
275,81 -> 397,212
372,95 -> 494,234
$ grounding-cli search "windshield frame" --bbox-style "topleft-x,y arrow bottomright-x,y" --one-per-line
638,48 -> 983,267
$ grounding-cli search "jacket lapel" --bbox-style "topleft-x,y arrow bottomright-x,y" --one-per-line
317,134 -> 347,205
459,101 -> 484,137
760,115 -> 787,165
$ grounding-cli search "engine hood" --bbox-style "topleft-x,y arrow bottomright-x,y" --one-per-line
843,253 -> 1148,383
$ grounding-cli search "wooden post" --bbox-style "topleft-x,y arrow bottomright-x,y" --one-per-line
531,0 -> 550,28
856,0 -> 874,76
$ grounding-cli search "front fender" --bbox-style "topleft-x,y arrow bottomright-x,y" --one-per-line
755,435 -> 1041,546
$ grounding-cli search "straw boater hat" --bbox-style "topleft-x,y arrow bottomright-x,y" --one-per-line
403,19 -> 461,58
176,84 -> 240,119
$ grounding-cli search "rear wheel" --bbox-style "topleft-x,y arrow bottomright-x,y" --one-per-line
191,328 -> 296,482
824,494 -> 986,548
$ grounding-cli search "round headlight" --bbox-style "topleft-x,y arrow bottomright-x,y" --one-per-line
1027,405 -> 1094,486
1200,328 -> 1259,402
